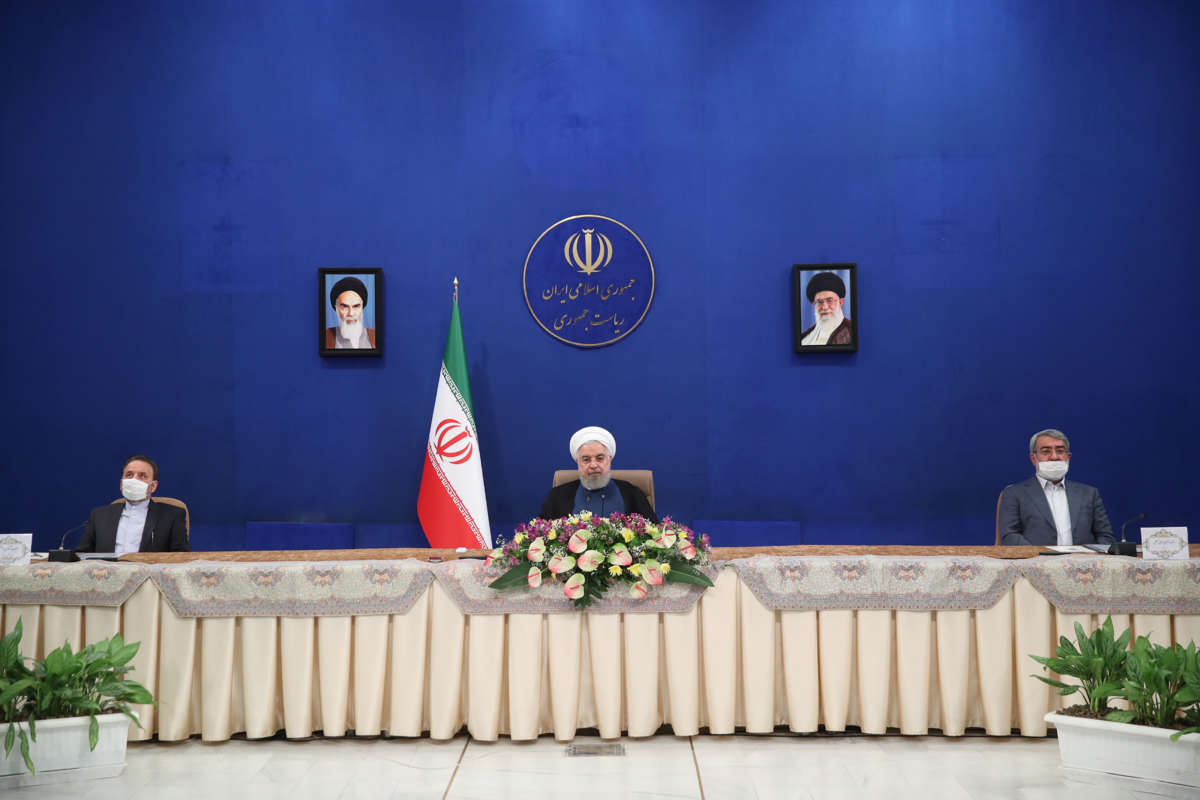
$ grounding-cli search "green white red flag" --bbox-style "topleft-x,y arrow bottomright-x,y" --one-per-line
417,295 -> 492,548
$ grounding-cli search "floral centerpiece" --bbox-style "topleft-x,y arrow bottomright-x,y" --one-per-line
486,512 -> 713,608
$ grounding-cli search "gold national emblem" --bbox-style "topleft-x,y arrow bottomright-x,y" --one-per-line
563,228 -> 612,275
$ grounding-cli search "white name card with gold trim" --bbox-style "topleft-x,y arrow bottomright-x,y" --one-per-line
0,533 -> 33,566
1140,527 -> 1189,560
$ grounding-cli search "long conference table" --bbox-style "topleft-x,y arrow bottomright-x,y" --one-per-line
2,545 -> 1199,744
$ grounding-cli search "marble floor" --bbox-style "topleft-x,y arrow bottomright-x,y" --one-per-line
6,731 -> 1197,800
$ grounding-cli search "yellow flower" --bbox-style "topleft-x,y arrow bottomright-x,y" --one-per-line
515,533 -> 527,544
608,565 -> 623,577
629,563 -> 641,576
661,563 -> 672,575
567,515 -> 579,524
579,510 -> 593,521
548,531 -> 558,541
646,524 -> 659,536
621,528 -> 634,542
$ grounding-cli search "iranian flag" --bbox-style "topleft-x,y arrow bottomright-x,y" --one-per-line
417,293 -> 492,549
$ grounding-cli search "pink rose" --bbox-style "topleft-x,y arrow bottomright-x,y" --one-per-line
577,549 -> 603,573
527,537 -> 547,563
527,567 -> 543,588
643,559 -> 664,586
547,554 -> 576,575
629,581 -> 650,600
564,573 -> 586,600
609,543 -> 633,566
567,532 -> 589,554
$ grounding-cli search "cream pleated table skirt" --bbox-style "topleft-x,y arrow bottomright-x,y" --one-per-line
4,568 -> 1196,742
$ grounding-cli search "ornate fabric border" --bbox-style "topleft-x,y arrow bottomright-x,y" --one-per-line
150,560 -> 435,618
5,556 -> 1199,618
0,562 -> 151,607
729,555 -> 1020,612
1019,555 -> 1200,615
436,558 -> 711,615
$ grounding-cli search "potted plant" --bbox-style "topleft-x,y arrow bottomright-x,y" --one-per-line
1032,617 -> 1200,788
1,619 -> 153,788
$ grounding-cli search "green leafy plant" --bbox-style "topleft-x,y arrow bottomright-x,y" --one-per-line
0,620 -> 37,774
1,620 -> 154,774
1105,636 -> 1200,738
1029,616 -> 1130,715
1175,654 -> 1200,740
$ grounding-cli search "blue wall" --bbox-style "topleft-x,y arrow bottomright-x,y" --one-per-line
3,1 -> 1197,550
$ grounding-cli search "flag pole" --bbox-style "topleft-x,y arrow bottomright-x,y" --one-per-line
453,276 -> 458,303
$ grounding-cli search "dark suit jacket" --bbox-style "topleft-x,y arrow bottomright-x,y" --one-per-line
539,479 -> 659,524
998,476 -> 1114,547
77,498 -> 190,553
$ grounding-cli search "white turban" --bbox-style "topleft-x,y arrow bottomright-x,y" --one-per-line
569,426 -> 615,461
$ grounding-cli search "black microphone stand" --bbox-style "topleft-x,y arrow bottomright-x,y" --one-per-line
49,521 -> 86,562
1109,512 -> 1144,556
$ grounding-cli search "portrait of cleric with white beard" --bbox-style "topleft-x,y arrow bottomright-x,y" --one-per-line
793,265 -> 857,353
320,270 -> 382,356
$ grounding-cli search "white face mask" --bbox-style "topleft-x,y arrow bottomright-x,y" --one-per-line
1036,460 -> 1069,482
121,478 -> 150,502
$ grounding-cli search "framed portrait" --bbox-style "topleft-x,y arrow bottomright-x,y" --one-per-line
792,263 -> 857,353
319,267 -> 383,357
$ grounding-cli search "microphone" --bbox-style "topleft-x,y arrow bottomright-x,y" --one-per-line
49,521 -> 86,562
1110,512 -> 1145,557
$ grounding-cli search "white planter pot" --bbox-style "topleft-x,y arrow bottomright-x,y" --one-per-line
0,712 -> 131,789
1046,711 -> 1200,788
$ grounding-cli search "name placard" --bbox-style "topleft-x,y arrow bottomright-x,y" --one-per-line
1140,527 -> 1189,560
0,534 -> 33,566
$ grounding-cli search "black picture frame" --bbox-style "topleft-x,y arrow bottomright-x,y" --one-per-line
792,263 -> 858,353
319,267 -> 383,358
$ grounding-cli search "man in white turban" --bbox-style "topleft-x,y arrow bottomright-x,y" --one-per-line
538,426 -> 658,521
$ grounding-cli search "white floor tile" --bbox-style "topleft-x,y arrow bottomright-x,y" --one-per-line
5,731 -> 1196,800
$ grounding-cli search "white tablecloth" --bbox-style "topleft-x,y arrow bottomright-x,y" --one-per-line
5,559 -> 1198,742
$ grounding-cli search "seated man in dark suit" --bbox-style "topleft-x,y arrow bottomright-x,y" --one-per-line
539,426 -> 658,523
77,454 -> 190,554
998,429 -> 1114,547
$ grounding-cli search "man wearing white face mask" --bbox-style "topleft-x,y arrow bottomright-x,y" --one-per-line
76,455 -> 190,554
997,429 -> 1115,547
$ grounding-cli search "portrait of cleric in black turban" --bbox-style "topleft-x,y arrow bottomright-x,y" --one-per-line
792,263 -> 857,353
318,268 -> 383,357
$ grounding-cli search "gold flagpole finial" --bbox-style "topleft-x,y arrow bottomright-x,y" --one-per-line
453,276 -> 459,303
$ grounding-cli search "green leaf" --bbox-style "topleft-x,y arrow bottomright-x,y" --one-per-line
0,677 -> 33,706
488,563 -> 535,591
664,563 -> 714,587
1105,710 -> 1137,723
1030,674 -> 1072,691
1170,727 -> 1199,741
88,714 -> 99,750
19,727 -> 33,774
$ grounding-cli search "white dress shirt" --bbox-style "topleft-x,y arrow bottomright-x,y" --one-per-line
115,500 -> 149,556
1039,476 -> 1073,546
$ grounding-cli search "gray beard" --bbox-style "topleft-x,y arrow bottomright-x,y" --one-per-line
580,473 -> 610,491
813,307 -> 844,334
339,318 -> 364,343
